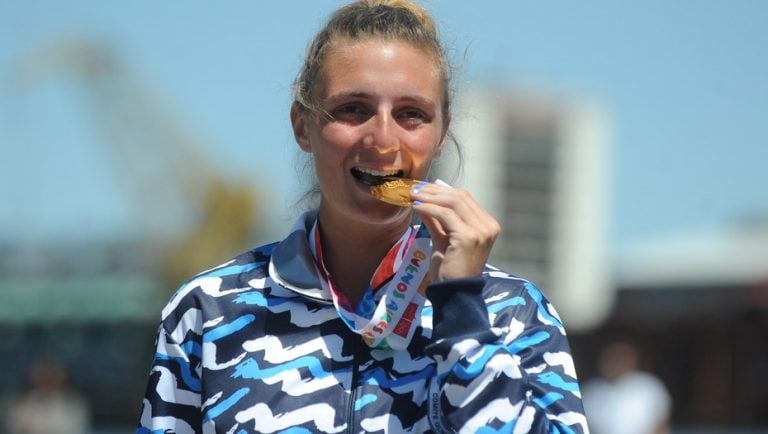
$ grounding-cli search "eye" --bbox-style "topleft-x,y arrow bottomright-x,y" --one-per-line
397,108 -> 430,128
332,103 -> 371,123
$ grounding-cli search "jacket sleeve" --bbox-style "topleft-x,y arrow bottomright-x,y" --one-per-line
424,276 -> 589,434
136,323 -> 202,434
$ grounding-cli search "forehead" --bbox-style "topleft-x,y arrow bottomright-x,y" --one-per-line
317,38 -> 442,100
328,36 -> 440,63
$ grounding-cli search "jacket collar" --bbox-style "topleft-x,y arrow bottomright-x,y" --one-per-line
268,210 -> 333,303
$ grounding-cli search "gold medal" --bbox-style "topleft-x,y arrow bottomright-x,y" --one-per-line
370,178 -> 421,207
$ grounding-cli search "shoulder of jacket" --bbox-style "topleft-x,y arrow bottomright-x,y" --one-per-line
480,266 -> 558,316
482,267 -> 567,334
481,266 -> 530,294
160,242 -> 277,324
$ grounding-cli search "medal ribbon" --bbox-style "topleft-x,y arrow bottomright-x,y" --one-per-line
309,218 -> 431,351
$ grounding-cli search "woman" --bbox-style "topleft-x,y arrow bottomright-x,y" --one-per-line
137,1 -> 589,433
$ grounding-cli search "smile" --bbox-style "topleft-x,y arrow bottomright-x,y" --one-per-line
351,167 -> 405,186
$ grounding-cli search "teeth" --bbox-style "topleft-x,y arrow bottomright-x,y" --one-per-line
356,167 -> 400,177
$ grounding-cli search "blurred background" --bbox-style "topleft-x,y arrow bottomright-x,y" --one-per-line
1,1 -> 767,433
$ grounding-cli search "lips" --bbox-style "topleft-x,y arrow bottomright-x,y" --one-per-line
350,167 -> 405,186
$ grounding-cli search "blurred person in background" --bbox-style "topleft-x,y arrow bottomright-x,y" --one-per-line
582,340 -> 672,434
136,0 -> 589,432
4,358 -> 91,434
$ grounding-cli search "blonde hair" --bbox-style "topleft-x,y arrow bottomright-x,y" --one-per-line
293,0 -> 452,119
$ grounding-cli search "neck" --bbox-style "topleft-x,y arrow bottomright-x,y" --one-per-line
316,204 -> 411,304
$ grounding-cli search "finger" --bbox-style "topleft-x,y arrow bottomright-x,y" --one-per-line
412,200 -> 470,239
411,187 -> 469,223
416,210 -> 445,238
413,185 -> 487,226
414,187 -> 499,242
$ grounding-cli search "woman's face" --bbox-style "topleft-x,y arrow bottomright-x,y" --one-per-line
293,39 -> 448,225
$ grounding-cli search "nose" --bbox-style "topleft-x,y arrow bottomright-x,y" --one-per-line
363,112 -> 400,153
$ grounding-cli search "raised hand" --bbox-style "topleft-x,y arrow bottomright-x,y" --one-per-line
411,182 -> 500,283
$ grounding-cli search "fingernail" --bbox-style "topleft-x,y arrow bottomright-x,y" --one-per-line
412,200 -> 422,206
412,181 -> 428,195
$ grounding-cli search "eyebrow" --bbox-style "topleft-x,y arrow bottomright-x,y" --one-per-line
322,91 -> 437,108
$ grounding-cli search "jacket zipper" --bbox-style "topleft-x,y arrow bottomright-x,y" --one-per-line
347,335 -> 361,434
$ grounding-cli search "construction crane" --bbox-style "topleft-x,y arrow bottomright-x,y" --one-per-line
13,38 -> 260,289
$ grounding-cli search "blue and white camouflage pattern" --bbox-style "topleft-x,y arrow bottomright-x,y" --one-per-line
137,216 -> 589,433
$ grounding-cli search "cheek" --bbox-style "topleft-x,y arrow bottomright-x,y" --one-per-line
408,147 -> 439,178
319,124 -> 357,150
308,129 -> 352,169
407,133 -> 442,161
311,132 -> 351,176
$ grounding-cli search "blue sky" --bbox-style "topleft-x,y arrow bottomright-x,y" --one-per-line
2,1 -> 767,250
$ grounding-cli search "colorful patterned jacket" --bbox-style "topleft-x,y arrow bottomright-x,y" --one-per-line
137,213 -> 589,433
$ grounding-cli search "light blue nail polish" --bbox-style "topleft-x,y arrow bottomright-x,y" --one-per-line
412,181 -> 428,196
412,200 -> 422,206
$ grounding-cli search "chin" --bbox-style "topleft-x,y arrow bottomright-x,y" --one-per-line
331,198 -> 412,229
356,201 -> 412,225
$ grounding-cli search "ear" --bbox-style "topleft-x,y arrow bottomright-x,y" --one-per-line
290,102 -> 312,152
